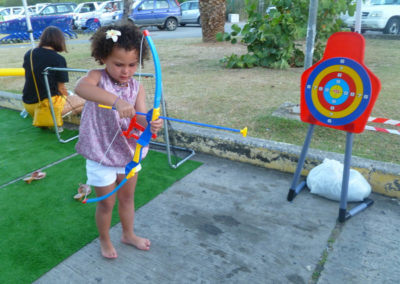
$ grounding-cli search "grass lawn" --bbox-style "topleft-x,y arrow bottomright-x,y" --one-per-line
0,152 -> 201,283
0,108 -> 202,283
0,33 -> 399,164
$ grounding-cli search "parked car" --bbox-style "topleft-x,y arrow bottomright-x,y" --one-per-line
72,2 -> 101,29
75,1 -> 122,31
127,0 -> 181,31
97,0 -> 122,27
180,0 -> 200,26
0,3 -> 77,42
343,0 -> 400,34
35,3 -> 77,17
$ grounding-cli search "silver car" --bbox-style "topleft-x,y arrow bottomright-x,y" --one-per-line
180,0 -> 200,26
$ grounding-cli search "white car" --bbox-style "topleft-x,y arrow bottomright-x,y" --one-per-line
73,2 -> 101,30
180,0 -> 200,26
97,1 -> 122,27
74,1 -> 122,31
343,0 -> 400,34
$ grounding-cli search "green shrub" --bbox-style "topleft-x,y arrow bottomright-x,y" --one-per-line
218,0 -> 355,69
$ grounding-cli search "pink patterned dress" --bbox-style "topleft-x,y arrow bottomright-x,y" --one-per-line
76,70 -> 149,167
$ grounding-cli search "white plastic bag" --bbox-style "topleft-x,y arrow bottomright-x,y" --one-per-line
306,158 -> 371,202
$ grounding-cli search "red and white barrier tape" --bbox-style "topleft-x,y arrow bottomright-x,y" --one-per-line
365,125 -> 400,136
368,116 -> 400,127
366,116 -> 400,136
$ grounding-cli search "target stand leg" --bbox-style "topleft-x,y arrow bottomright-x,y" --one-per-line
338,132 -> 374,222
287,124 -> 315,201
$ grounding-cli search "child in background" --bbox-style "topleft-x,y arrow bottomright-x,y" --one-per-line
74,23 -> 163,259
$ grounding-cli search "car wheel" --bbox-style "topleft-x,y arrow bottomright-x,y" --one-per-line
165,18 -> 178,31
384,18 -> 400,34
86,19 -> 101,32
197,17 -> 201,26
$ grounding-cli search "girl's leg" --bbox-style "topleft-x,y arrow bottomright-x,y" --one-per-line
95,184 -> 118,258
117,173 -> 151,251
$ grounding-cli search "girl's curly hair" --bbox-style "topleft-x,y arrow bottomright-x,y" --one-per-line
90,23 -> 149,66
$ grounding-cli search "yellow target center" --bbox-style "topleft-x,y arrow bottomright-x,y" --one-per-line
329,85 -> 343,99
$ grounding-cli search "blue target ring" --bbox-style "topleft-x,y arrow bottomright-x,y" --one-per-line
305,57 -> 372,126
323,78 -> 349,105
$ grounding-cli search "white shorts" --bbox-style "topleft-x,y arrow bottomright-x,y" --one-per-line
86,159 -> 142,187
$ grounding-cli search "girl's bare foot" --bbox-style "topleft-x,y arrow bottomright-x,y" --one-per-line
121,234 -> 151,251
100,239 -> 118,259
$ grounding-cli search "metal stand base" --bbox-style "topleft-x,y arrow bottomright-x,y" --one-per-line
155,89 -> 195,169
287,180 -> 307,201
338,198 -> 374,223
287,125 -> 373,222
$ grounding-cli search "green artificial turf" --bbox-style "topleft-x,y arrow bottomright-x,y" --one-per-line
0,151 -> 201,283
0,108 -> 78,184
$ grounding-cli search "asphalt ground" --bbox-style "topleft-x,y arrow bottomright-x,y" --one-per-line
34,153 -> 400,284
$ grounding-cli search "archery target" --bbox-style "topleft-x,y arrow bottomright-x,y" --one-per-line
305,57 -> 371,126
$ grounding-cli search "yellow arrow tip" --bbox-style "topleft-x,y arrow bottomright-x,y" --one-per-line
240,127 -> 248,137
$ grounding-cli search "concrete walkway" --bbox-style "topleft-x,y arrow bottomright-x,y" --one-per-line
34,153 -> 400,284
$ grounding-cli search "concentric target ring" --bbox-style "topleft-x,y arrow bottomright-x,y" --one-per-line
305,57 -> 371,126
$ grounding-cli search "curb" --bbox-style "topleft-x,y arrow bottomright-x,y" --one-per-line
160,123 -> 400,199
2,92 -> 399,199
0,91 -> 23,110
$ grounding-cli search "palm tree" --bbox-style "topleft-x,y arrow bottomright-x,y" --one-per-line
199,0 -> 226,42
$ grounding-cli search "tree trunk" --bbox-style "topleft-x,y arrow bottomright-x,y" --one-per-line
199,0 -> 226,42
122,0 -> 132,22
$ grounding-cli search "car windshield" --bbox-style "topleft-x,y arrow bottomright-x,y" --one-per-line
35,6 -> 45,14
370,0 -> 400,4
99,1 -> 121,11
0,9 -> 9,16
132,1 -> 143,9
181,2 -> 189,10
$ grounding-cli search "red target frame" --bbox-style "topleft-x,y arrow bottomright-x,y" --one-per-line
300,32 -> 381,133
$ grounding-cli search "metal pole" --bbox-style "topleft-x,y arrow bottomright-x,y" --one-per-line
258,0 -> 265,15
354,0 -> 363,33
21,0 -> 35,47
304,0 -> 319,68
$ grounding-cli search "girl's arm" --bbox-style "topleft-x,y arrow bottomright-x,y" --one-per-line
74,69 -> 135,118
57,82 -> 69,97
135,84 -> 163,134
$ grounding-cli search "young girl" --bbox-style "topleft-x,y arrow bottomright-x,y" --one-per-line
74,23 -> 163,259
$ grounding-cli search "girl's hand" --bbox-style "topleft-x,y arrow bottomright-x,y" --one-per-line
114,98 -> 136,118
150,118 -> 163,134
